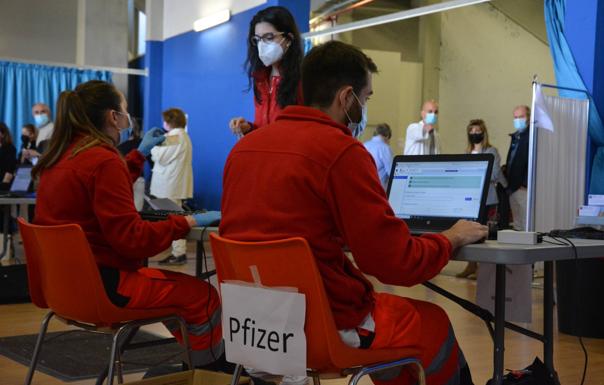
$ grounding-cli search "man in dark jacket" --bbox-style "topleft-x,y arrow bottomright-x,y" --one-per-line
505,105 -> 531,230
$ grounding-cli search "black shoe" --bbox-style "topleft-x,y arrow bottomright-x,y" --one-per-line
158,254 -> 187,265
196,352 -> 240,374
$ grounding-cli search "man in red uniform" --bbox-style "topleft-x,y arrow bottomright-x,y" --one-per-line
220,41 -> 486,385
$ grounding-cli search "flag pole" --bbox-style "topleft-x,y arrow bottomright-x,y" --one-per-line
526,77 -> 538,231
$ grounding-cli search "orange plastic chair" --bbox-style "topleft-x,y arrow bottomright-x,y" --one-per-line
17,217 -> 192,385
209,233 -> 425,385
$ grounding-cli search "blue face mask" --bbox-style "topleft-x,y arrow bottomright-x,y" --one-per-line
119,127 -> 132,145
345,91 -> 368,138
34,113 -> 49,127
424,112 -> 437,125
115,111 -> 133,145
514,118 -> 528,132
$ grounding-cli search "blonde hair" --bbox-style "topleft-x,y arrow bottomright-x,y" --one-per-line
465,119 -> 492,153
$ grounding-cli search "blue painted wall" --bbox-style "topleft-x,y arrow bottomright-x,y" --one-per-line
147,0 -> 309,210
143,41 -> 164,135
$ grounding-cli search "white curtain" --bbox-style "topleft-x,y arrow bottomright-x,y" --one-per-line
534,95 -> 589,232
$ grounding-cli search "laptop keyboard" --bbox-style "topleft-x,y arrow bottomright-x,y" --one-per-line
139,209 -> 207,222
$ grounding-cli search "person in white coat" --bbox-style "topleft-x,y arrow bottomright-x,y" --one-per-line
404,99 -> 440,155
151,108 -> 194,265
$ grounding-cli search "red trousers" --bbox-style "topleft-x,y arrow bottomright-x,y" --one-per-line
117,268 -> 223,366
368,293 -> 470,385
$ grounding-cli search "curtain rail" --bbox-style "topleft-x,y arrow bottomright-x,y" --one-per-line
0,56 -> 147,77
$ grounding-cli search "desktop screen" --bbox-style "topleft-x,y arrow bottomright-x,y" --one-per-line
388,160 -> 489,221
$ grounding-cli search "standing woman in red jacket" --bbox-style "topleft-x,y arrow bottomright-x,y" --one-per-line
32,80 -> 228,371
229,6 -> 303,135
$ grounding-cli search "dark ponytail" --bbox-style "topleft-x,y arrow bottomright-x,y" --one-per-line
32,80 -> 121,178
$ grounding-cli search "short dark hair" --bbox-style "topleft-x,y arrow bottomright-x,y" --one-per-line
22,123 -> 37,136
374,123 -> 391,139
162,108 -> 187,128
302,41 -> 378,108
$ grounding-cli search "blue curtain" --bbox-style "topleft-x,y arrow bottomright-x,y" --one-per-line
544,0 -> 604,194
0,61 -> 112,149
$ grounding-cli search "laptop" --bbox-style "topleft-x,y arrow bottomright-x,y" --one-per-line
386,154 -> 494,234
144,196 -> 184,212
1,166 -> 34,197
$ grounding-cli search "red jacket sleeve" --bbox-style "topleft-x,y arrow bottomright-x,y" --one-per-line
91,156 -> 190,260
324,143 -> 452,286
125,149 -> 145,183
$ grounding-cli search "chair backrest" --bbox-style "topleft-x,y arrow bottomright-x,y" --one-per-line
210,233 -> 351,371
17,217 -> 47,308
17,218 -> 118,324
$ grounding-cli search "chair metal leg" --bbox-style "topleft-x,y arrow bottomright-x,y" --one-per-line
96,326 -> 139,385
24,311 -> 54,385
311,373 -> 321,385
414,362 -> 426,385
230,364 -> 244,385
115,349 -> 124,384
348,359 -> 425,385
175,316 -> 193,370
95,366 -> 108,385
108,324 -> 131,385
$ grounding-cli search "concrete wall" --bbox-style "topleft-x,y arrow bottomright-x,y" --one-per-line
357,50 -> 422,156
0,0 -> 78,63
0,0 -> 130,92
437,3 -> 555,157
83,0 -> 129,92
333,1 -> 554,159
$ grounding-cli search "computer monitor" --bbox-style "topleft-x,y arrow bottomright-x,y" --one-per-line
10,166 -> 32,193
386,154 -> 494,232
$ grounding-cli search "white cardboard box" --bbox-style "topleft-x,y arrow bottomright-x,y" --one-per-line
587,194 -> 604,206
579,205 -> 603,217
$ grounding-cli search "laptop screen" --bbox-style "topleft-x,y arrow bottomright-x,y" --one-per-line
387,155 -> 493,225
11,167 -> 32,193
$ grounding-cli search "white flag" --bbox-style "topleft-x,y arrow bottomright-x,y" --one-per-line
534,84 -> 555,132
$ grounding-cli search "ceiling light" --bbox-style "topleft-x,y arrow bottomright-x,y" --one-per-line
194,9 -> 230,32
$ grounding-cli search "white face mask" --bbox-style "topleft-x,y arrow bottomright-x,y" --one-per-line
344,91 -> 368,138
258,41 -> 284,67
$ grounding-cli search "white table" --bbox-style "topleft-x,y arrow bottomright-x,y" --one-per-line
575,216 -> 604,226
451,238 -> 604,385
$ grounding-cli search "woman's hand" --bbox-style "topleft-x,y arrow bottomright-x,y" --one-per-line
138,127 -> 166,156
2,172 -> 13,184
229,117 -> 252,135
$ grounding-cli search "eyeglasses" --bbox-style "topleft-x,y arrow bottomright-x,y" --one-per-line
250,32 -> 285,46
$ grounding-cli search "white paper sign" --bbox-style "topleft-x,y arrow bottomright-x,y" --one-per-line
476,264 -> 533,323
220,283 -> 307,376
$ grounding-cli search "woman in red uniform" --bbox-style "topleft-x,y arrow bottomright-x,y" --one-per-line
33,80 -> 225,370
229,6 -> 303,134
